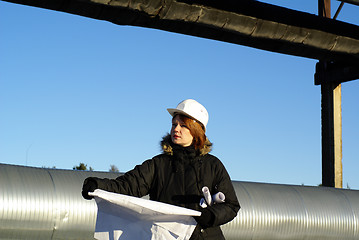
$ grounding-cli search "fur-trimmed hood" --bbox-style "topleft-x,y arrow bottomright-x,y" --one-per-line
161,134 -> 212,156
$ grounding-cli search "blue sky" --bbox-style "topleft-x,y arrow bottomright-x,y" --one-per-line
1,0 -> 358,189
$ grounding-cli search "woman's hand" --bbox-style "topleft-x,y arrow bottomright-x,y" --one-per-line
194,207 -> 215,229
81,177 -> 99,200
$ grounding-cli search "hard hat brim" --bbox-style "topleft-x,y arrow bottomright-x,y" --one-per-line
167,108 -> 206,130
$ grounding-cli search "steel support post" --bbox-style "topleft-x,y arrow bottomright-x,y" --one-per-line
318,0 -> 343,188
321,80 -> 343,188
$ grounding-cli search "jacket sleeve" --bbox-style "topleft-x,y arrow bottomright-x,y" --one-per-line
205,157 -> 240,227
94,158 -> 156,198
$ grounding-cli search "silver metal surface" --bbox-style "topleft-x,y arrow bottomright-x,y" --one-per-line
223,181 -> 359,240
1,163 -> 358,239
0,164 -> 118,240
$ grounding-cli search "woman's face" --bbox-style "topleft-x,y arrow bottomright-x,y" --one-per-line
171,115 -> 193,147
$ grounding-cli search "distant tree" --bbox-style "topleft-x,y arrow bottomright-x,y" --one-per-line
73,162 -> 93,171
109,164 -> 119,173
42,166 -> 56,169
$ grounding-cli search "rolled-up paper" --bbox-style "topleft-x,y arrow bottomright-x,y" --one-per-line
212,192 -> 225,203
202,186 -> 212,206
199,187 -> 226,208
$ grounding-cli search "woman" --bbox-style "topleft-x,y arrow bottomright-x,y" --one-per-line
82,99 -> 240,240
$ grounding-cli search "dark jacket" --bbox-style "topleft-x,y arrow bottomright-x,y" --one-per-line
92,135 -> 240,240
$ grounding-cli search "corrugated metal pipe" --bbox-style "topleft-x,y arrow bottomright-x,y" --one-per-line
0,163 -> 358,239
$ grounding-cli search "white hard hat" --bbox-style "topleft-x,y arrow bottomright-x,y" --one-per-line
167,99 -> 209,130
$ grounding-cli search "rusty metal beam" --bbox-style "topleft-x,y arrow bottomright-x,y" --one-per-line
2,0 -> 359,64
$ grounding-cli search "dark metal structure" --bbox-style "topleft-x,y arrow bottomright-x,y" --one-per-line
2,0 -> 359,64
315,0 -> 358,188
1,163 -> 359,240
338,0 -> 359,6
1,0 -> 358,186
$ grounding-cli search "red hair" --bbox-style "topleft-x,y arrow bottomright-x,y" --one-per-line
175,114 -> 206,150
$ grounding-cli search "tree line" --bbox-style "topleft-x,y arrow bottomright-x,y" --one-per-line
72,162 -> 119,172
